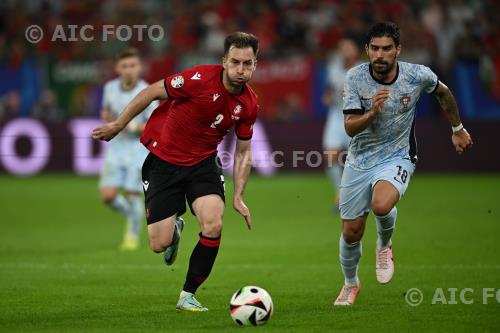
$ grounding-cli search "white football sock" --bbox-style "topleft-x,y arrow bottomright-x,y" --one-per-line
109,194 -> 130,217
375,207 -> 397,249
127,194 -> 143,240
339,234 -> 362,286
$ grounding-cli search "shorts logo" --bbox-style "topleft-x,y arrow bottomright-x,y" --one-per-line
143,180 -> 150,191
220,175 -> 225,192
400,95 -> 411,109
171,75 -> 184,88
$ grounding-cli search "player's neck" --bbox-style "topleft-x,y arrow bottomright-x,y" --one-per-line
120,79 -> 138,91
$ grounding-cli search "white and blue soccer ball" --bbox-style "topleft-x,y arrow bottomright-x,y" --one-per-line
229,286 -> 273,326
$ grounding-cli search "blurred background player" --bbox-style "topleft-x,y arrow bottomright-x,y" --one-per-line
99,48 -> 158,251
334,22 -> 473,305
322,39 -> 361,212
93,32 -> 259,312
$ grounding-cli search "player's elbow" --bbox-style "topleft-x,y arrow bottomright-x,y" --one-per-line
344,122 -> 356,137
145,80 -> 168,101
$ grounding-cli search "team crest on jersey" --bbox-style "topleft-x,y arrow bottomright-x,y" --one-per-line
400,95 -> 411,109
171,75 -> 184,88
231,104 -> 242,120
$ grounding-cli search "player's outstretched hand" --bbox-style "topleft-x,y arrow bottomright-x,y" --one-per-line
452,128 -> 473,154
371,88 -> 390,115
92,121 -> 124,141
233,196 -> 253,230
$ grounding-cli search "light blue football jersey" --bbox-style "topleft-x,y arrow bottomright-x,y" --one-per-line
342,61 -> 438,170
101,78 -> 158,166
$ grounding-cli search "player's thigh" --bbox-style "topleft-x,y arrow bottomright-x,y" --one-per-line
147,214 -> 177,252
371,159 -> 415,215
142,152 -> 188,224
339,164 -> 372,221
186,156 -> 226,237
371,181 -> 400,216
191,194 -> 225,228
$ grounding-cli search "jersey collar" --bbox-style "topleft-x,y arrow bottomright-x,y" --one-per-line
369,62 -> 399,85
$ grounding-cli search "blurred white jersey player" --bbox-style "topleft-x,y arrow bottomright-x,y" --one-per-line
99,48 -> 158,251
322,39 -> 361,211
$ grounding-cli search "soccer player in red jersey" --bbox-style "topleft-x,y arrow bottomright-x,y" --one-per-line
92,32 -> 260,312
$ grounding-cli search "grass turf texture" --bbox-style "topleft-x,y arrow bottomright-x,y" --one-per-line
0,173 -> 499,332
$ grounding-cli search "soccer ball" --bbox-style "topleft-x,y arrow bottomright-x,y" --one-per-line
229,286 -> 273,326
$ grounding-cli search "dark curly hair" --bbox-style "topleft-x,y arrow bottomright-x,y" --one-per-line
366,22 -> 400,46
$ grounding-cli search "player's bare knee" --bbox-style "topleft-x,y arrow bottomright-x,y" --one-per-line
371,200 -> 393,216
101,193 -> 115,205
343,229 -> 363,243
148,232 -> 173,253
201,218 -> 223,238
149,238 -> 170,253
342,225 -> 363,243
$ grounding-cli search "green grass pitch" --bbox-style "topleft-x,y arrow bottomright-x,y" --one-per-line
0,173 -> 499,332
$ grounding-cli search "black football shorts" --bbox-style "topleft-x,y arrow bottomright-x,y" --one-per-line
141,152 -> 225,224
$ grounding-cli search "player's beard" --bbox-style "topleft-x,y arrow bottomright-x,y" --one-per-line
372,59 -> 394,75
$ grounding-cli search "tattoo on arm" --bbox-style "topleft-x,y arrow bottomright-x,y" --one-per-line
433,83 -> 461,126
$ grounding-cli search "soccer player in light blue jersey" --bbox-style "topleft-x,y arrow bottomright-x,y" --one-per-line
334,22 -> 473,305
99,48 -> 158,251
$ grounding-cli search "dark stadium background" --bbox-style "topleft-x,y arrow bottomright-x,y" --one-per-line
0,1 -> 499,332
1,0 -> 499,174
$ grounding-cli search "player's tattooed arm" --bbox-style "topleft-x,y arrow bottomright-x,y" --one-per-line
433,82 -> 473,154
233,139 -> 253,230
92,80 -> 167,141
432,82 -> 461,126
344,88 -> 389,136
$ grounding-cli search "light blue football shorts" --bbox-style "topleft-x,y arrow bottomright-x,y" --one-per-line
339,158 -> 416,220
99,145 -> 148,193
323,108 -> 351,149
99,160 -> 144,193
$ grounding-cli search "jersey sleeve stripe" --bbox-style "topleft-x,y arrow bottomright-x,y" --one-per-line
163,79 -> 169,98
430,79 -> 440,95
343,108 -> 365,115
236,134 -> 252,141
